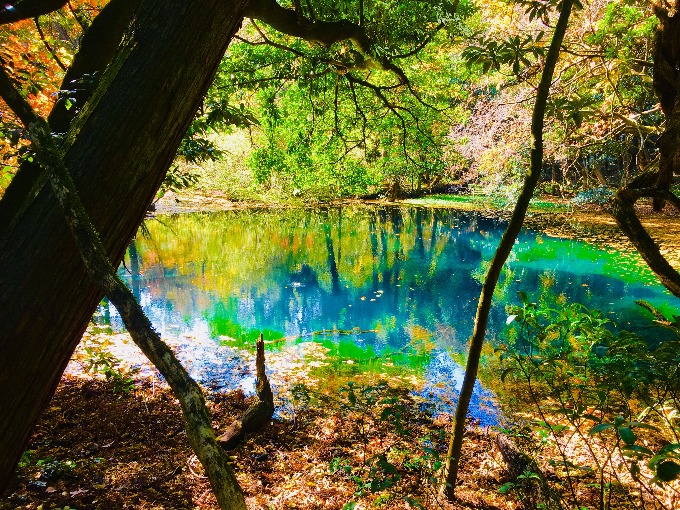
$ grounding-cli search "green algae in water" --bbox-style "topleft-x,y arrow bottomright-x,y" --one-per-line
98,206 -> 677,423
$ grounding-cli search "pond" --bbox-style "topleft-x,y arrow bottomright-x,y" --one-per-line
97,206 -> 676,425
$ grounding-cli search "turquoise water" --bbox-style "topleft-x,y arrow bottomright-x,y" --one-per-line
97,206 -> 677,424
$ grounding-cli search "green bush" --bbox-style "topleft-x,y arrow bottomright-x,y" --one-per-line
496,292 -> 680,508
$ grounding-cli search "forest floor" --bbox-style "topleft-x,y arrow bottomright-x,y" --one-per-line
1,371 -> 514,510
3,191 -> 679,510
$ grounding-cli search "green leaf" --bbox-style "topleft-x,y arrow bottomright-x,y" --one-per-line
618,426 -> 635,445
628,422 -> 659,432
499,482 -> 515,493
659,443 -> 680,455
656,461 -> 680,482
588,423 -> 614,435
621,445 -> 654,457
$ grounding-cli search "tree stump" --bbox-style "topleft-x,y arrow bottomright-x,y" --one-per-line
218,334 -> 275,450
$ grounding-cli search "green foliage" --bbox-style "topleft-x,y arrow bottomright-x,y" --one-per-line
81,337 -> 137,394
0,164 -> 14,190
199,0 -> 478,200
35,457 -> 77,481
463,33 -> 545,75
156,164 -> 200,201
18,449 -> 37,469
177,99 -> 258,165
497,293 -> 680,507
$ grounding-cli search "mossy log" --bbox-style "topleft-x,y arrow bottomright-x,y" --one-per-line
218,334 -> 275,450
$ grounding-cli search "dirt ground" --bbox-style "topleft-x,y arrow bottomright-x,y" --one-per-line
1,375 -> 515,510
523,203 -> 680,269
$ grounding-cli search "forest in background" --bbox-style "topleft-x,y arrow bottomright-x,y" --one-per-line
0,0 -> 675,203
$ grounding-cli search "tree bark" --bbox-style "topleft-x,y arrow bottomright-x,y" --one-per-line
440,0 -> 573,498
19,111 -> 246,508
606,0 -> 680,298
218,334 -> 275,450
0,0 -> 248,492
49,0 -> 145,133
652,1 -> 680,212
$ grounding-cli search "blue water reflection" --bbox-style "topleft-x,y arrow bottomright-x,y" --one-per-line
96,206 -> 676,424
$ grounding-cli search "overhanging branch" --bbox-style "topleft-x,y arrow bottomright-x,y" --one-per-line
0,0 -> 68,25
612,172 -> 680,298
246,0 -> 407,83
246,0 -> 372,53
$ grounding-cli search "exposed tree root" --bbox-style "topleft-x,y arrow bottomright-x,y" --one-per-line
495,433 -> 562,510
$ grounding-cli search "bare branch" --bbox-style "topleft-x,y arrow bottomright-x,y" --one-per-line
0,59 -> 41,126
392,22 -> 445,60
34,17 -> 67,72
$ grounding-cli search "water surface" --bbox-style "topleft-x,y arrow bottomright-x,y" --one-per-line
98,206 -> 676,424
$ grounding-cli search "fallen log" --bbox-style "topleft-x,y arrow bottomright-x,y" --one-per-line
218,334 -> 275,450
496,433 -> 562,510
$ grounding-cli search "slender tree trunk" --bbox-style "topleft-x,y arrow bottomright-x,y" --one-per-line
23,114 -> 247,508
439,0 -> 574,498
0,0 -> 248,491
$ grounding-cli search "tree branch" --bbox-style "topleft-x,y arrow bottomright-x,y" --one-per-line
612,175 -> 680,298
0,0 -> 68,25
49,0 -> 143,133
0,59 -> 41,126
392,22 -> 445,60
247,0 -> 371,52
0,0 -> 143,239
34,17 -> 67,71
246,0 -> 407,83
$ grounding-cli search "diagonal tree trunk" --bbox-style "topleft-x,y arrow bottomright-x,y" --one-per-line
15,103 -> 246,507
439,0 -> 574,499
0,0 -> 248,491
608,0 -> 680,299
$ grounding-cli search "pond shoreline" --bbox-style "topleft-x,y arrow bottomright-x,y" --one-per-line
154,189 -> 680,268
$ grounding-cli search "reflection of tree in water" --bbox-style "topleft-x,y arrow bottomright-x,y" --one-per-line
321,212 -> 341,295
115,206 -> 672,352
